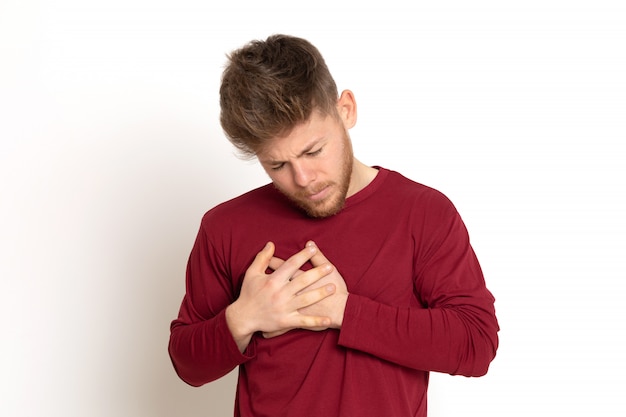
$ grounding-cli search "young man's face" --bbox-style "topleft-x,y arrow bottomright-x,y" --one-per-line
257,109 -> 355,218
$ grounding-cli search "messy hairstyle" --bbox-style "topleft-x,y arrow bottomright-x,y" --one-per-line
219,34 -> 339,158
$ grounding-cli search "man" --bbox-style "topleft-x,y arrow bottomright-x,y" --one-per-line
169,34 -> 499,416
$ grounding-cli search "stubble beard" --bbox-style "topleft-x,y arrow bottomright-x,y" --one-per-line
279,139 -> 354,219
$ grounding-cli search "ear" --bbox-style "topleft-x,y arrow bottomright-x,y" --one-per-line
336,90 -> 357,129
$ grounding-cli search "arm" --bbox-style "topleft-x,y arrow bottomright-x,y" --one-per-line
338,209 -> 499,377
263,211 -> 498,376
168,224 -> 245,386
168,226 -> 336,387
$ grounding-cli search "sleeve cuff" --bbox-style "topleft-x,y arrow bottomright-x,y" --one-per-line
337,293 -> 367,349
217,309 -> 256,363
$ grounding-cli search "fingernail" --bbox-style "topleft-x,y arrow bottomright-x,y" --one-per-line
306,240 -> 316,247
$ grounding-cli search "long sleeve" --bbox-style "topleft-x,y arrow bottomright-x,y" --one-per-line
168,222 -> 253,387
166,170 -> 498,416
338,194 -> 499,377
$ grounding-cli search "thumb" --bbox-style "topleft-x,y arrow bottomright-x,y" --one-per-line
250,242 -> 275,272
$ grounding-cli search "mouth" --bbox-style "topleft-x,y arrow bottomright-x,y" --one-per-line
305,185 -> 331,202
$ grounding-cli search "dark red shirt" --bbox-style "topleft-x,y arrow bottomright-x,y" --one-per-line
169,167 -> 499,416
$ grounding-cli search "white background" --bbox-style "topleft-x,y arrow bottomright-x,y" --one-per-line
1,1 -> 625,416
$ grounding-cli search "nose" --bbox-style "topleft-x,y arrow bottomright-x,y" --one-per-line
291,160 -> 315,188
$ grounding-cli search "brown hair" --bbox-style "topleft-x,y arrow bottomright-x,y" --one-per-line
219,34 -> 339,158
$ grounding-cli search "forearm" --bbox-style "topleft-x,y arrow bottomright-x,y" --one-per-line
168,309 -> 252,386
338,294 -> 499,377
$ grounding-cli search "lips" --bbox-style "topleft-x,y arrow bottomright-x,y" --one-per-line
308,188 -> 328,201
305,185 -> 331,201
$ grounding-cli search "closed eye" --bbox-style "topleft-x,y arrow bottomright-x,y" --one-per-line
306,148 -> 323,157
267,146 -> 323,171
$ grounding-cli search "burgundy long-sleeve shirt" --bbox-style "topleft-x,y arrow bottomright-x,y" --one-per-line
169,167 -> 499,416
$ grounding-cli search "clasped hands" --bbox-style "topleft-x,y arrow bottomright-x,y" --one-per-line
226,240 -> 348,350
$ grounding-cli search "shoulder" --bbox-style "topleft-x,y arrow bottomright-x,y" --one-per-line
380,167 -> 457,213
200,183 -> 281,225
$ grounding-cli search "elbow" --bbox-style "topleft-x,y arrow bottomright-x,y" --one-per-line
168,333 -> 213,388
459,327 -> 499,377
173,366 -> 206,387
168,348 -> 216,388
466,351 -> 496,377
460,306 -> 500,377
168,334 -> 234,387
168,345 -> 205,387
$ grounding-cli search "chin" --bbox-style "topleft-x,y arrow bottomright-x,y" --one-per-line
300,198 -> 345,219
279,180 -> 350,218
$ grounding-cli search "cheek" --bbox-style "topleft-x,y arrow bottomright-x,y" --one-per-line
266,170 -> 295,192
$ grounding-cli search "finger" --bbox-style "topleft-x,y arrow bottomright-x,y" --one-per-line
268,256 -> 285,271
278,312 -> 332,332
262,329 -> 290,338
296,314 -> 332,329
289,263 -> 333,292
249,242 -> 275,274
269,257 -> 309,284
263,314 -> 331,338
294,283 -> 336,309
306,240 -> 330,267
272,245 -> 317,281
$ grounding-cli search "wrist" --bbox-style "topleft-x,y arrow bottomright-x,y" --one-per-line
332,292 -> 349,329
225,301 -> 255,352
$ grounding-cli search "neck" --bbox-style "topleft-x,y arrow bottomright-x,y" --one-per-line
347,159 -> 378,198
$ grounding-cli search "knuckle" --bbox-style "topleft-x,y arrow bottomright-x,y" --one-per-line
301,291 -> 320,306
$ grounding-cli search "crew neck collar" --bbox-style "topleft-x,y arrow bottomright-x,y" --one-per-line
344,166 -> 387,209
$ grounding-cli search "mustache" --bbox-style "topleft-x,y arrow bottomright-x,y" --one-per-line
293,182 -> 333,199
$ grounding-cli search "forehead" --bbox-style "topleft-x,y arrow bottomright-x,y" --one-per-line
257,112 -> 335,162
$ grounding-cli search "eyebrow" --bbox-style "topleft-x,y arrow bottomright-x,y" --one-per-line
260,139 -> 323,165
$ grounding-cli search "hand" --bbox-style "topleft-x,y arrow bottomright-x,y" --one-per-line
264,241 -> 349,338
225,242 -> 337,352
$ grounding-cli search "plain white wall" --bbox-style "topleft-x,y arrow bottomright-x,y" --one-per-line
1,1 -> 625,416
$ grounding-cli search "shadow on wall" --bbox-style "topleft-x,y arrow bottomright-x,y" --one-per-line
101,122 -> 259,417
1,107 -> 261,416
